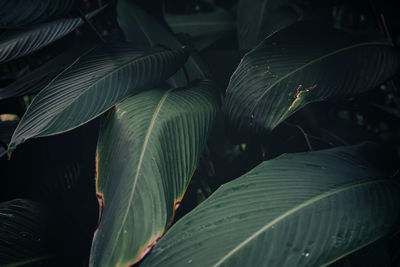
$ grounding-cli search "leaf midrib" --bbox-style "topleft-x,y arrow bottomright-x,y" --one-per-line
213,179 -> 385,266
108,89 -> 174,262
248,41 -> 390,114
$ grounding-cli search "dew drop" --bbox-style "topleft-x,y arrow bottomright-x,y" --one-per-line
302,250 -> 310,257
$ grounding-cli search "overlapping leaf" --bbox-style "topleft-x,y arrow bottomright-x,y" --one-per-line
0,44 -> 94,100
0,7 -> 103,64
226,22 -> 400,142
0,0 -> 75,28
142,143 -> 400,267
8,44 -> 188,152
237,0 -> 302,49
166,9 -> 235,39
90,81 -> 218,267
117,0 -> 209,87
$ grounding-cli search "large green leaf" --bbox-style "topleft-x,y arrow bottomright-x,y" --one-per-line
141,143 -> 400,266
226,22 -> 400,143
0,0 -> 75,28
8,44 -> 188,152
0,7 -> 103,64
90,81 -> 218,267
117,0 -> 209,87
237,0 -> 302,50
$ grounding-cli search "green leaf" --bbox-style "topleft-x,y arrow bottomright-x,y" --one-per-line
0,0 -> 75,28
237,0 -> 302,49
0,43 -> 94,101
141,143 -> 400,267
166,8 -> 235,39
117,0 -> 209,87
226,22 -> 400,143
0,199 -> 54,266
90,80 -> 218,267
0,7 -> 103,64
8,44 -> 188,152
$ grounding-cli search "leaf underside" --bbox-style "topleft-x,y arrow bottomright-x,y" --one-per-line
142,143 -> 400,267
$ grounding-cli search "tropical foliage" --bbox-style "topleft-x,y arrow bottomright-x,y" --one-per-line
1,0 -> 400,266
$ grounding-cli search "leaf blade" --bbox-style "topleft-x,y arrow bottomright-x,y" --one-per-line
0,7 -> 104,64
0,0 -> 75,28
141,143 -> 400,267
90,81 -> 218,266
226,22 -> 400,142
0,43 -> 95,100
8,44 -> 188,151
117,0 -> 209,87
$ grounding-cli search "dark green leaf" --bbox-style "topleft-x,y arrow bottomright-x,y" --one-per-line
8,44 -> 188,152
237,0 -> 302,49
0,7 -> 103,64
0,44 -> 94,101
166,8 -> 235,40
226,22 -> 400,143
90,81 -> 218,266
142,143 -> 400,266
0,0 -> 75,28
0,199 -> 54,266
117,0 -> 209,87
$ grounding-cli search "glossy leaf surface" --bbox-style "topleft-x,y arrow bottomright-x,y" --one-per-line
226,22 -> 400,142
142,143 -> 400,266
8,44 -> 188,152
90,81 -> 218,266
